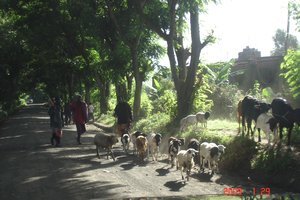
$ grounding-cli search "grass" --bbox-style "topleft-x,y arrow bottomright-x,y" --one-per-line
97,112 -> 115,126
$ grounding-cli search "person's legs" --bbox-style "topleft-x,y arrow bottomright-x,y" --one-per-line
55,136 -> 61,147
55,128 -> 62,147
51,128 -> 55,145
76,123 -> 86,144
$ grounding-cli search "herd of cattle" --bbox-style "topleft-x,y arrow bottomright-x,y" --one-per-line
238,96 -> 300,146
92,95 -> 299,181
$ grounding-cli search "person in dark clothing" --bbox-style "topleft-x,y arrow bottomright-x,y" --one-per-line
114,101 -> 133,136
48,97 -> 63,147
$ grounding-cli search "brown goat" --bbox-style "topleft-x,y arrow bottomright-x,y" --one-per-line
94,132 -> 118,161
136,135 -> 148,161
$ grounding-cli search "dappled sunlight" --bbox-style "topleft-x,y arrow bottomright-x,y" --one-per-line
0,135 -> 24,140
22,176 -> 48,184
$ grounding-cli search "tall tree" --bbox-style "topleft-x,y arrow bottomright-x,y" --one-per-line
105,0 -> 161,120
133,0 -> 215,121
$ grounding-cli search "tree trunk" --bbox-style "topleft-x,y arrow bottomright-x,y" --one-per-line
84,81 -> 91,104
99,80 -> 110,114
96,76 -> 110,114
115,80 -> 129,103
131,44 -> 143,121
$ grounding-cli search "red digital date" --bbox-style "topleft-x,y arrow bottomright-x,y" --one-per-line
224,187 -> 243,196
224,187 -> 271,197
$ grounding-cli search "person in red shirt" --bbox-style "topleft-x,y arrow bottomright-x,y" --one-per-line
70,95 -> 87,144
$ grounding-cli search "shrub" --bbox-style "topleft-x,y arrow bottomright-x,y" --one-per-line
219,136 -> 258,172
252,148 -> 297,174
152,89 -> 177,118
133,112 -> 171,134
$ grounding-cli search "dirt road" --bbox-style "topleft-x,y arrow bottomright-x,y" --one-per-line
0,104 -> 284,200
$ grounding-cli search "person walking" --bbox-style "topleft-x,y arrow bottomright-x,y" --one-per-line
70,95 -> 87,144
88,102 -> 95,122
48,97 -> 63,147
114,101 -> 133,136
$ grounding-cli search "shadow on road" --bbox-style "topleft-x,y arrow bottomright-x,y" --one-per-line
164,180 -> 186,191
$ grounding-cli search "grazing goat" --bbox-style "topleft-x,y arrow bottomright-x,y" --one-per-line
241,95 -> 271,137
180,115 -> 197,132
199,142 -> 226,174
147,133 -> 162,161
131,131 -> 147,155
196,112 -> 210,127
271,98 -> 300,146
255,113 -> 278,145
187,138 -> 200,165
168,137 -> 183,167
176,148 -> 198,181
136,135 -> 148,161
121,131 -> 131,153
94,132 -> 118,161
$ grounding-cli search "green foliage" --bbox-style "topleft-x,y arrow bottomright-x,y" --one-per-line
261,87 -> 276,103
195,62 -> 242,118
252,148 -> 297,174
219,136 -> 258,172
133,112 -> 171,133
271,29 -> 299,56
248,80 -> 262,98
281,50 -> 300,98
152,89 -> 177,118
209,83 -> 242,119
139,92 -> 153,118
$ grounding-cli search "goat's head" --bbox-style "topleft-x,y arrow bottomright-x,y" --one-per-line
154,133 -> 162,146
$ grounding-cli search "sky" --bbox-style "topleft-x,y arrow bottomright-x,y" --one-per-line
199,0 -> 300,63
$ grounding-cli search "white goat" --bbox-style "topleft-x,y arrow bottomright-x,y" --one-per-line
121,132 -> 131,153
255,113 -> 278,145
196,112 -> 210,127
199,142 -> 226,174
180,115 -> 197,132
176,148 -> 198,181
147,133 -> 162,161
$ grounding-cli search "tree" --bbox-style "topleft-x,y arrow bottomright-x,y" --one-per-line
281,50 -> 300,98
271,29 -> 299,56
105,0 -> 163,120
133,0 -> 216,121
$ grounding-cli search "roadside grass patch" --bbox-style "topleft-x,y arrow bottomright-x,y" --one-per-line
177,119 -> 237,145
98,111 -> 115,126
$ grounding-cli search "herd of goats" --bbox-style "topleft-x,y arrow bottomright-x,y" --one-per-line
92,95 -> 300,181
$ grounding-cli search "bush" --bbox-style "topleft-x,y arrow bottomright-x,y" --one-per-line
133,112 -> 171,134
219,136 -> 258,172
152,89 -> 177,118
252,148 -> 297,174
209,83 -> 242,119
